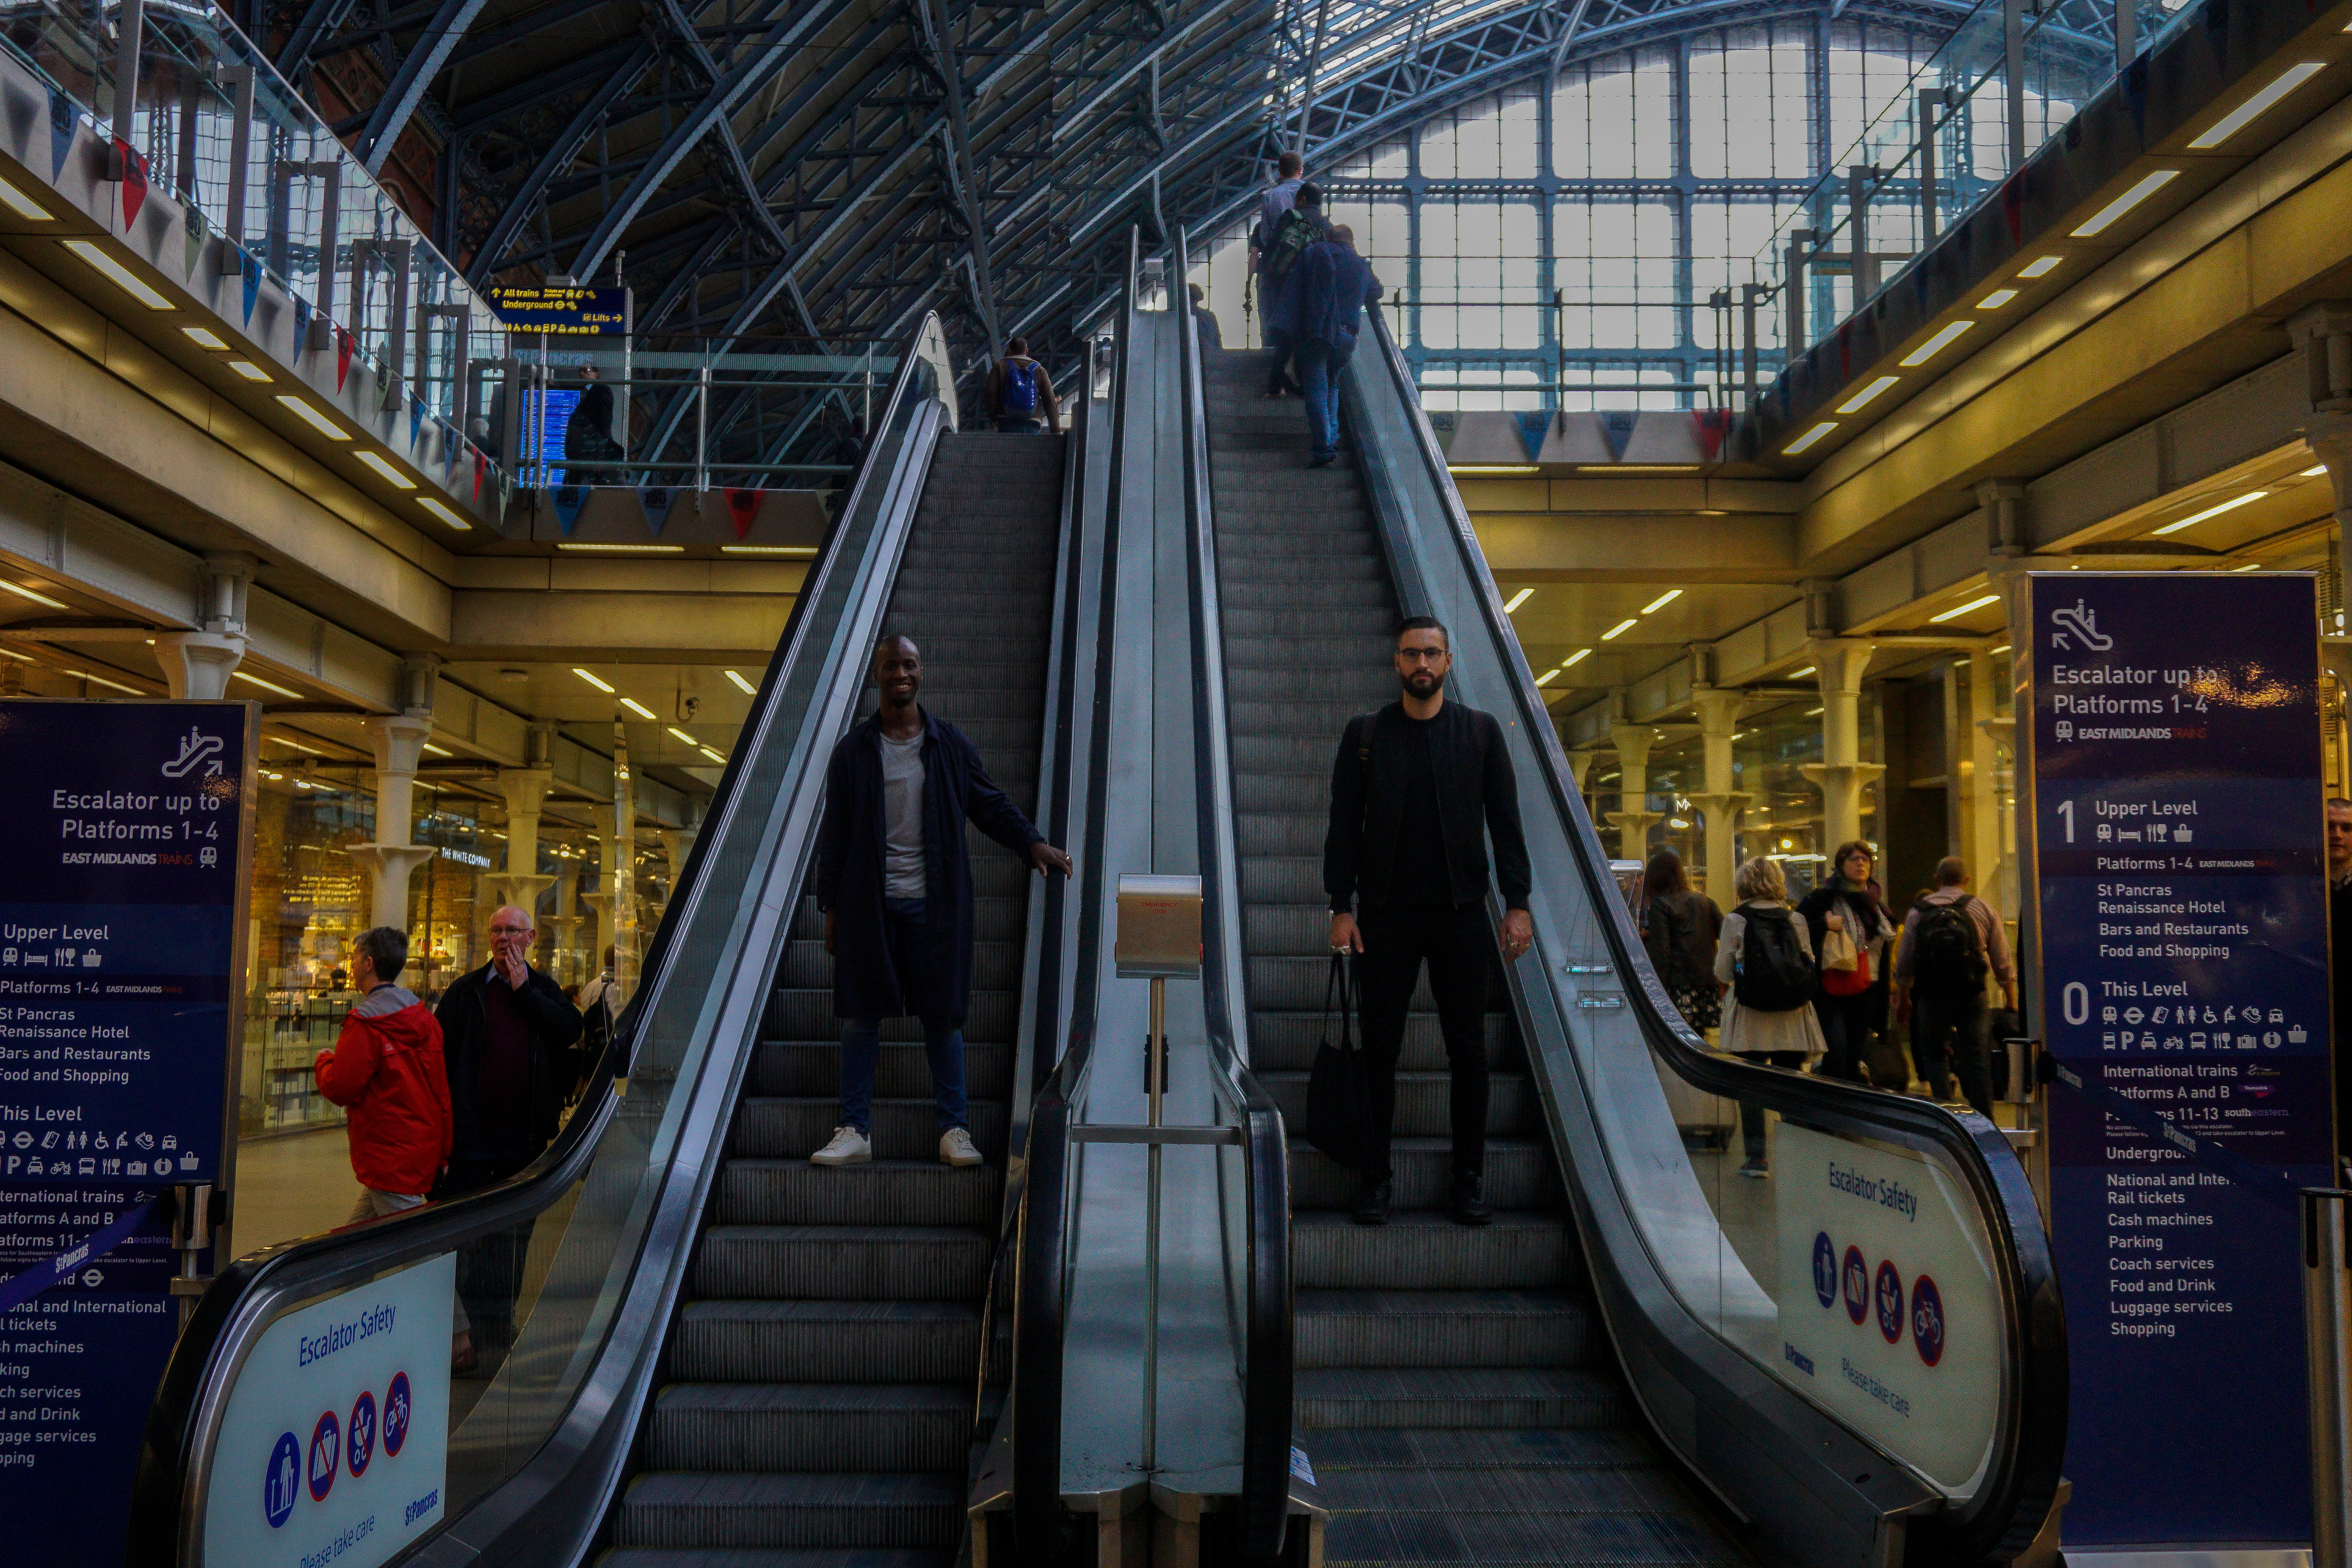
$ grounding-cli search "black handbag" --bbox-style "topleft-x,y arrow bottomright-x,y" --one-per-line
1303,951 -> 1377,1171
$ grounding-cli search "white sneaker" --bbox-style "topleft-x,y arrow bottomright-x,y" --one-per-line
939,1128 -> 984,1167
811,1125 -> 871,1166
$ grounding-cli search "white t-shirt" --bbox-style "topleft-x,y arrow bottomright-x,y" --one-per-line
880,728 -> 927,900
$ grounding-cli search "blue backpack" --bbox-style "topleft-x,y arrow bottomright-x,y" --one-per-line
1002,359 -> 1040,415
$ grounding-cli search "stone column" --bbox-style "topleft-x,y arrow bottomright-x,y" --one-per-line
486,720 -> 558,916
583,805 -> 617,968
1686,686 -> 1749,897
2290,303 -> 2352,607
1799,638 -> 1882,851
154,553 -> 256,699
612,722 -> 639,1006
1951,646 -> 2006,903
1606,720 -> 1661,862
346,713 -> 437,933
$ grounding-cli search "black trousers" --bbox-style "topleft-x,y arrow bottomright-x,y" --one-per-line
1355,900 -> 1492,1182
1914,992 -> 1992,1116
442,1142 -> 539,1348
1811,987 -> 1875,1082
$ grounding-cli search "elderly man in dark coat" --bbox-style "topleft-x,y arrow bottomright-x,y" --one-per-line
811,633 -> 1071,1167
1270,223 -> 1383,467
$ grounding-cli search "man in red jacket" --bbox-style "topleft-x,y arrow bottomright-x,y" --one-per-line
317,925 -> 453,1224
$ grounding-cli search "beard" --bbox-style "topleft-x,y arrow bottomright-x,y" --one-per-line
1400,667 -> 1445,698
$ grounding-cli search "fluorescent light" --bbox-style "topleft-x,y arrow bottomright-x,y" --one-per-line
1805,706 -> 1824,716
62,240 -> 171,309
667,726 -> 698,744
1783,421 -> 1838,455
355,451 -> 416,490
2152,489 -> 2267,535
2234,561 -> 2264,572
275,396 -> 349,439
1448,464 -> 1539,475
1791,666 -> 1815,678
0,579 -> 67,608
699,746 -> 726,763
2071,169 -> 2181,237
227,359 -> 271,382
1535,667 -> 1562,686
1837,376 -> 1900,414
1641,588 -> 1682,614
272,738 -> 323,755
0,174 -> 50,220
70,668 -> 140,693
1504,588 -> 1535,613
1561,648 -> 1592,668
2303,465 -> 2329,478
1899,320 -> 1976,367
418,497 -> 473,531
719,544 -> 817,555
618,697 -> 656,719
2187,62 -> 2325,150
1930,593 -> 2002,623
572,667 -> 615,693
724,669 -> 757,695
555,542 -> 684,553
182,326 -> 229,350
1582,464 -> 1699,474
2018,256 -> 2064,278
422,742 -> 452,757
1601,618 -> 1637,641
1976,289 -> 2020,310
232,669 -> 300,697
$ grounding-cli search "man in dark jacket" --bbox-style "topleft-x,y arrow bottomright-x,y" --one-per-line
812,634 -> 1071,1168
2329,798 -> 2352,1176
1327,617 -> 1532,1227
1274,225 -> 1383,467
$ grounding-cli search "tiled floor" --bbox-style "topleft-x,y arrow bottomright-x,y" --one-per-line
230,1124 -> 363,1256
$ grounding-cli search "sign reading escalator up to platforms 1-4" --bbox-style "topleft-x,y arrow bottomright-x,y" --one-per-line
2026,574 -> 2333,1550
0,699 -> 256,1566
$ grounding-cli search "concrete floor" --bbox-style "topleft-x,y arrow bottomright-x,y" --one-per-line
230,1125 -> 365,1257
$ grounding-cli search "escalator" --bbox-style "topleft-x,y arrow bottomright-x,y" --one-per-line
608,433 -> 1066,1561
1204,346 -> 1750,1564
1192,298 -> 2067,1568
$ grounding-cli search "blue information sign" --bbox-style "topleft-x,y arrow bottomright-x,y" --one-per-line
2026,574 -> 2332,1550
0,700 -> 255,1566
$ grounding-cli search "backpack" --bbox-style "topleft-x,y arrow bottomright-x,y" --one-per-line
1910,895 -> 1989,1000
1001,358 -> 1040,415
1733,905 -> 1815,1011
1263,209 -> 1321,283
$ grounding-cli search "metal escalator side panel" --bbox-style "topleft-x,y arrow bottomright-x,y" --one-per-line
138,317 -> 961,1568
1336,313 -> 2065,1568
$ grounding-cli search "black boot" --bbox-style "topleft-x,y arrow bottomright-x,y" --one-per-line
1450,1171 -> 1492,1227
1352,1175 -> 1392,1226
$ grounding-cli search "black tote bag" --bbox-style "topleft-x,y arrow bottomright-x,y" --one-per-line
1303,951 -> 1376,1171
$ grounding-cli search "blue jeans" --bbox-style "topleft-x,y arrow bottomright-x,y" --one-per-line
996,415 -> 1042,433
838,898 -> 968,1134
1298,339 -> 1348,460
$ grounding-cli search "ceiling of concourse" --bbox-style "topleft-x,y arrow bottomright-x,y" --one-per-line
251,0 -> 2141,385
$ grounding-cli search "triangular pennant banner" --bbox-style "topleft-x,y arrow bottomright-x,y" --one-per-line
497,467 -> 515,512
552,485 -> 587,534
336,328 -> 353,391
443,427 -> 460,479
1690,408 -> 1734,463
182,204 -> 206,278
115,139 -> 145,226
472,452 -> 486,502
2000,175 -> 2024,247
1598,410 -> 1637,462
1512,412 -> 1548,461
293,295 -> 312,351
410,397 -> 425,449
724,487 -> 760,539
47,91 -> 72,180
641,488 -> 671,535
241,252 -> 261,325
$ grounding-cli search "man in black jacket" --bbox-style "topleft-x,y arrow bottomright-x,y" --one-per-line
437,904 -> 583,1365
1326,617 -> 1533,1227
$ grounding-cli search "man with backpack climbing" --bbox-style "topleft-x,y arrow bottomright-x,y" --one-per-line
1257,182 -> 1331,399
1892,856 -> 2015,1117
983,337 -> 1059,433
1325,617 -> 1532,1228
1712,855 -> 1826,1178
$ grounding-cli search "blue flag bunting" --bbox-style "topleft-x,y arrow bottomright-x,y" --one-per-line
294,295 -> 311,352
410,396 -> 424,450
552,485 -> 587,534
641,488 -> 671,535
241,251 -> 261,325
47,90 -> 72,180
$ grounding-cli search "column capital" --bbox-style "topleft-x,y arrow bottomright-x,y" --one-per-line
152,630 -> 247,700
2287,302 -> 2352,412
367,712 -> 435,777
1800,578 -> 1840,637
1690,684 -> 1746,732
496,765 -> 556,820
1806,636 -> 1876,692
1976,478 -> 2031,557
1608,720 -> 1659,766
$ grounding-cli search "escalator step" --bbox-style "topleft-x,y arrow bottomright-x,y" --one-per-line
792,895 -> 1025,944
1260,1070 -> 1532,1137
1296,1366 -> 1624,1431
1319,1483 -> 1750,1567
733,1096 -> 1008,1161
1247,956 -> 1510,1013
1295,1289 -> 1592,1370
766,990 -> 1017,1043
647,1383 -> 969,1472
693,1225 -> 992,1301
613,1470 -> 961,1550
605,1550 -> 950,1567
1249,1011 -> 1515,1074
670,1299 -> 983,1383
778,937 -> 1022,992
1288,1137 -> 1556,1212
756,1039 -> 1013,1098
1305,1425 -> 1661,1469
1292,1212 -> 1574,1291
715,1160 -> 1003,1227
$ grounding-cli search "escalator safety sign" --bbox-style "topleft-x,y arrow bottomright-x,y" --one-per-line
206,1253 -> 453,1568
1773,1123 -> 1999,1490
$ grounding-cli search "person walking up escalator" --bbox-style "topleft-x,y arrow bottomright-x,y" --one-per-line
1715,855 -> 1826,1178
1797,840 -> 1894,1084
1325,617 -> 1533,1228
1271,223 -> 1382,468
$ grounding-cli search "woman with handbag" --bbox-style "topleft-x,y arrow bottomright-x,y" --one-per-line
1638,850 -> 1722,1035
1715,856 -> 1828,1178
1797,840 -> 1895,1085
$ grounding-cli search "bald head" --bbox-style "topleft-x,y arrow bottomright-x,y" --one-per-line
874,633 -> 922,715
488,903 -> 535,977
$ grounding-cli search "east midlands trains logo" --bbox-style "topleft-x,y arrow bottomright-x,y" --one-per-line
2049,599 -> 2114,653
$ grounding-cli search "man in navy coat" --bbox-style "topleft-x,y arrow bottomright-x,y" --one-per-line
1271,225 -> 1383,467
811,634 -> 1071,1167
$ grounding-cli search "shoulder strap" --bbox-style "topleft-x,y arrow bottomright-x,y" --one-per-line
1322,951 -> 1357,1053
1354,707 -> 1382,773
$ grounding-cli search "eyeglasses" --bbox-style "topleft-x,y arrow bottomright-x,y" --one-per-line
1396,647 -> 1448,663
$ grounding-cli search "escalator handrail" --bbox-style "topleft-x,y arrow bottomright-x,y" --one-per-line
1355,308 -> 2065,1562
1173,226 -> 1295,1563
1011,225 -> 1142,1561
129,311 -> 960,1568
